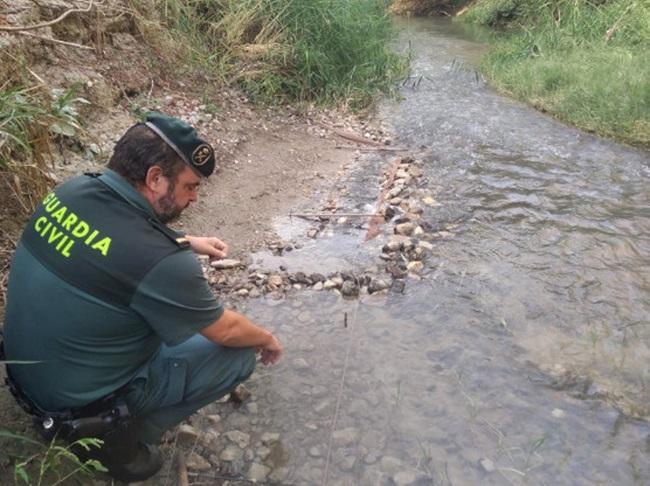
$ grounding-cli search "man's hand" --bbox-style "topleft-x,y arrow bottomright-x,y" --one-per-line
186,235 -> 229,260
256,333 -> 282,366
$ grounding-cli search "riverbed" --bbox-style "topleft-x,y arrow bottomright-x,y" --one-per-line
188,16 -> 650,486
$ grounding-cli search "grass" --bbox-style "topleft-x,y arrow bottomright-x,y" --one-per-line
460,0 -> 650,147
0,82 -> 89,215
133,0 -> 407,108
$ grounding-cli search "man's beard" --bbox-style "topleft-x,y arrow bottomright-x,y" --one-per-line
154,185 -> 184,224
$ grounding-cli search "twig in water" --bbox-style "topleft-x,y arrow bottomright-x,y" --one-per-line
290,212 -> 379,219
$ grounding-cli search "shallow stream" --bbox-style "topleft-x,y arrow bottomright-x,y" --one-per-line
211,17 -> 650,485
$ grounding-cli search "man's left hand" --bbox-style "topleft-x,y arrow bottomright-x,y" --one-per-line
186,236 -> 229,260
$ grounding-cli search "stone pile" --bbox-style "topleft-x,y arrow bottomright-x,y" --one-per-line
203,155 -> 446,302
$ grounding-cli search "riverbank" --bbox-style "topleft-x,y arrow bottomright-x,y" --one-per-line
458,0 -> 650,148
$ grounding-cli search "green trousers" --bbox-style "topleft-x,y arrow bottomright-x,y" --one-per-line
124,335 -> 256,444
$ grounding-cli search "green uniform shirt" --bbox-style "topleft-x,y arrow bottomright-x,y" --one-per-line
4,170 -> 223,411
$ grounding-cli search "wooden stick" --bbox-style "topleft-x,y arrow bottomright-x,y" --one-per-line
335,145 -> 409,152
0,0 -> 96,31
291,212 -> 379,218
177,451 -> 189,486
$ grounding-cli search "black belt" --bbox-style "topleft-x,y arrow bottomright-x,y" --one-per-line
1,340 -> 132,443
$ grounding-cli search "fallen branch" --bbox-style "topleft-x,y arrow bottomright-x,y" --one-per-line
0,0 -> 95,32
15,31 -> 94,50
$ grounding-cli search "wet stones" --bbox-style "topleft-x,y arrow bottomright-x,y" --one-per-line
226,430 -> 250,449
210,258 -> 241,269
341,280 -> 359,297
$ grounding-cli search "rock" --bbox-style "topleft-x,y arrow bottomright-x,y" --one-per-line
206,414 -> 221,426
310,273 -> 326,283
407,261 -> 424,273
409,166 -> 424,177
293,358 -> 309,370
389,197 -> 403,206
249,287 -> 261,298
364,450 -> 382,465
246,402 -> 259,414
368,279 -> 389,294
307,229 -> 319,238
332,427 -> 358,446
552,408 -> 566,418
230,384 -> 251,404
413,226 -> 425,236
395,222 -> 415,236
331,276 -> 344,286
267,274 -> 283,288
383,240 -> 402,252
323,279 -> 339,290
305,422 -> 319,431
395,169 -> 409,179
393,470 -> 426,485
309,446 -> 322,458
479,458 -> 495,472
388,187 -> 403,198
256,446 -> 271,461
417,241 -> 434,251
261,432 -> 281,445
200,430 -> 220,447
186,452 -> 211,471
247,463 -> 271,482
313,282 -> 324,291
244,449 -> 255,461
235,288 -> 249,297
177,424 -> 200,445
226,430 -> 250,449
220,445 -> 243,462
422,196 -> 440,207
269,467 -> 289,482
341,281 -> 359,297
339,456 -> 356,472
210,259 -> 241,269
390,279 -> 405,294
386,264 -> 407,279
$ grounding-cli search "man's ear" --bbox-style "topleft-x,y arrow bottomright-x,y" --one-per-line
144,165 -> 165,193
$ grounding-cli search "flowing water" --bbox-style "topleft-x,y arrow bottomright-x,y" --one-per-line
212,17 -> 650,485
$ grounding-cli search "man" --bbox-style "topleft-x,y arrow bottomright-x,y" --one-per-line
2,112 -> 282,481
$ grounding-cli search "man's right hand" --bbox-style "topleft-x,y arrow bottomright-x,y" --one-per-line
257,333 -> 282,366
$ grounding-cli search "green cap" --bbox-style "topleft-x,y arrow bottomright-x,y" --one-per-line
144,111 -> 215,178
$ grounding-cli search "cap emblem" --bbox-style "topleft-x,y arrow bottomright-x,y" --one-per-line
192,144 -> 213,166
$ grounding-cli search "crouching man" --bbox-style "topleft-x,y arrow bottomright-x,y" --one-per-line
1,112 -> 282,482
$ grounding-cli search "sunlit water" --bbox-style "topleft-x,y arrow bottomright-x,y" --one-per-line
212,17 -> 650,485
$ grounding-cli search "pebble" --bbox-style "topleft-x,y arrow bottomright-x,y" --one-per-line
261,432 -> 281,445
247,463 -> 271,482
206,414 -> 221,426
246,402 -> 259,414
323,279 -> 338,290
364,450 -> 382,465
309,446 -> 322,458
479,458 -> 495,472
210,259 -> 241,269
368,278 -> 389,294
177,424 -> 200,445
341,281 -> 359,297
393,470 -> 425,485
407,261 -> 424,273
256,446 -> 271,460
220,445 -> 243,462
267,275 -> 283,288
417,240 -> 434,251
332,427 -> 358,446
395,222 -> 415,236
552,408 -> 566,418
226,430 -> 250,449
389,197 -> 403,206
313,282 -> 324,290
413,226 -> 425,236
186,452 -> 211,471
